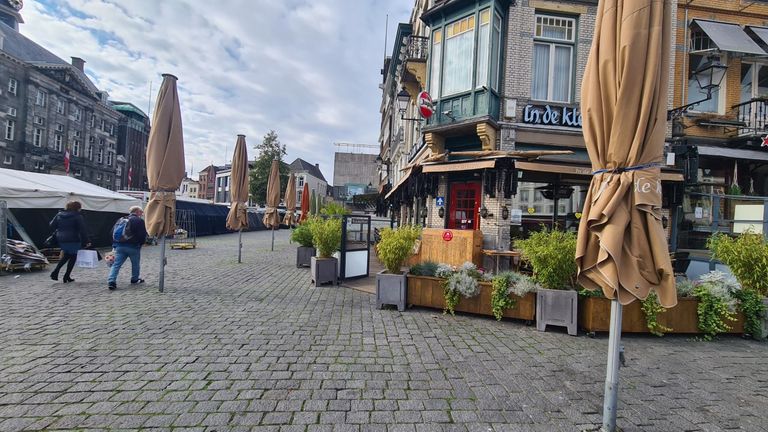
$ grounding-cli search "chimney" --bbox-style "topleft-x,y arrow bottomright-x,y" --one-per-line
71,57 -> 85,72
315,163 -> 320,169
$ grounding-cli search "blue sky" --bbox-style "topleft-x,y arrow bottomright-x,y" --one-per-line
21,0 -> 413,183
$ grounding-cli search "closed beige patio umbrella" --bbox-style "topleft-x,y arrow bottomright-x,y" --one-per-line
145,73 -> 186,293
263,159 -> 281,251
283,173 -> 297,227
226,134 -> 250,263
577,1 -> 676,429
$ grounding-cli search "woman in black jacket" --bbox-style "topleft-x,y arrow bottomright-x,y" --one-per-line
49,200 -> 90,283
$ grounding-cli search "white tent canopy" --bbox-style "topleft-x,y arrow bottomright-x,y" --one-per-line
0,168 -> 141,213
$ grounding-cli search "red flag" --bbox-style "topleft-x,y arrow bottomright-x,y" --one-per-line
63,147 -> 70,174
127,166 -> 133,187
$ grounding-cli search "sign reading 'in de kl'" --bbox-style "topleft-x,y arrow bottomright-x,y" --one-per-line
523,104 -> 582,128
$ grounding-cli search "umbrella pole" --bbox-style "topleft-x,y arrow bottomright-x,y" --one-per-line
271,226 -> 275,251
238,229 -> 242,263
159,235 -> 167,293
602,298 -> 623,432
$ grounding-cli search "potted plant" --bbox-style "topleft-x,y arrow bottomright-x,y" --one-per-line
517,228 -> 578,336
375,225 -> 422,311
309,217 -> 342,287
291,218 -> 316,268
439,262 -> 486,315
490,272 -> 540,321
708,232 -> 768,339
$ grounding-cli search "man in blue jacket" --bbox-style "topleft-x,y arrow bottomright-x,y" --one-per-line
107,206 -> 148,290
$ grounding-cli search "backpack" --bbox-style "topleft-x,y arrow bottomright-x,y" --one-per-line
112,216 -> 133,243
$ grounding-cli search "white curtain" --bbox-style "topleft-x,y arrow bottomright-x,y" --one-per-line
443,29 -> 474,96
476,22 -> 490,88
552,45 -> 571,102
430,41 -> 441,98
532,43 -> 550,100
491,15 -> 501,91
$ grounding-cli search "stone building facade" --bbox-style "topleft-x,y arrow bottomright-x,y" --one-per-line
111,102 -> 149,191
0,1 -> 123,190
380,0 -> 684,258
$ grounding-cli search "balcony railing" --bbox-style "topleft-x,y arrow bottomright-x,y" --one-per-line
400,36 -> 429,62
733,97 -> 768,136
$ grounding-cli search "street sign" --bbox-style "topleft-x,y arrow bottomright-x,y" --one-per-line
418,91 -> 434,119
435,196 -> 445,207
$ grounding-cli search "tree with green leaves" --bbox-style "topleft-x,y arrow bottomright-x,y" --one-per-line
249,130 -> 289,205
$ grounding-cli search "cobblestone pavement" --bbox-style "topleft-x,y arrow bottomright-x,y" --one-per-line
1,230 -> 766,432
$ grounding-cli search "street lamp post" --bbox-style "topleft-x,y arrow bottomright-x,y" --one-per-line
668,57 -> 728,119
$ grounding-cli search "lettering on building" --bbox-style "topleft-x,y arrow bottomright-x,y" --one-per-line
523,104 -> 582,128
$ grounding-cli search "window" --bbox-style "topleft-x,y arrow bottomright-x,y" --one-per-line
6,107 -> 16,117
34,161 -> 45,170
56,123 -> 64,132
35,90 -> 47,107
3,154 -> 12,164
33,128 -> 44,147
97,173 -> 103,180
54,134 -> 63,152
5,120 -> 14,140
531,14 -> 575,102
75,131 -> 81,138
442,15 -> 475,96
430,29 -> 442,98
688,54 -> 724,113
298,176 -> 305,187
7,78 -> 17,95
87,145 -> 93,160
73,140 -> 81,157
99,138 -> 105,146
89,136 -> 95,144
34,115 -> 44,125
97,148 -> 103,164
520,189 -> 530,202
107,152 -> 113,166
73,106 -> 81,121
56,99 -> 65,114
109,124 -> 115,135
106,175 -> 111,182
297,190 -> 303,205
100,119 -> 105,131
75,168 -> 82,177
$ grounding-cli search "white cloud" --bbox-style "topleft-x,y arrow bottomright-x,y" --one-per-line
21,0 -> 412,182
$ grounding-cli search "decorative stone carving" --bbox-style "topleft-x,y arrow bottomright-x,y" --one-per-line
476,122 -> 498,151
424,132 -> 445,155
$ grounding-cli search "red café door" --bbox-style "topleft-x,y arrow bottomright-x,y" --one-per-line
448,182 -> 481,230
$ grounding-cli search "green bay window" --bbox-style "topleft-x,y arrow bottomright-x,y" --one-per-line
427,4 -> 504,123
531,14 -> 575,103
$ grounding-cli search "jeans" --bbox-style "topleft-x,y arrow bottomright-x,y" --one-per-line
108,245 -> 141,284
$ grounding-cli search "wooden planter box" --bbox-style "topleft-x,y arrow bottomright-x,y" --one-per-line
406,275 -> 536,321
579,296 -> 745,334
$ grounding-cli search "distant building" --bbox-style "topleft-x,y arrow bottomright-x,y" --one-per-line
0,1 -> 125,190
289,158 -> 327,208
198,164 -> 218,201
332,150 -> 378,202
178,177 -> 199,199
111,102 -> 149,190
214,165 -> 232,204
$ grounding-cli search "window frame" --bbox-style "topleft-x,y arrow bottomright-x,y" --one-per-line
73,140 -> 81,157
531,13 -> 577,103
7,78 -> 17,95
35,90 -> 47,107
6,107 -> 16,117
56,99 -> 66,115
3,154 -> 12,164
33,128 -> 44,147
5,119 -> 15,141
54,134 -> 63,152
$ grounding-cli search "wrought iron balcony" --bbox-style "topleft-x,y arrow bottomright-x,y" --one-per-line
400,36 -> 429,62
733,97 -> 768,136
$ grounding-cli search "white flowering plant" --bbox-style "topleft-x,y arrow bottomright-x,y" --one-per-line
440,261 -> 488,315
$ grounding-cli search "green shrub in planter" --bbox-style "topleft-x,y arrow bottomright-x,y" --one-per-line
290,218 -> 315,247
708,232 -> 768,297
377,225 -> 422,274
321,203 -> 349,216
490,272 -> 540,321
516,228 -> 577,290
410,261 -> 438,277
311,217 -> 342,258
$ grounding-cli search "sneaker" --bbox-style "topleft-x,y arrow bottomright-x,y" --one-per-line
130,278 -> 145,285
108,282 -> 116,290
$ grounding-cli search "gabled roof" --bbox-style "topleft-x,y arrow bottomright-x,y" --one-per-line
0,25 -> 100,97
289,158 -> 327,182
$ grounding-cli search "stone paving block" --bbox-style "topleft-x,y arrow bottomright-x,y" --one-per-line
0,231 -> 767,432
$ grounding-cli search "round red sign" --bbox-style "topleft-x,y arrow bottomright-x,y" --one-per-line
442,230 -> 453,242
417,91 -> 434,119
